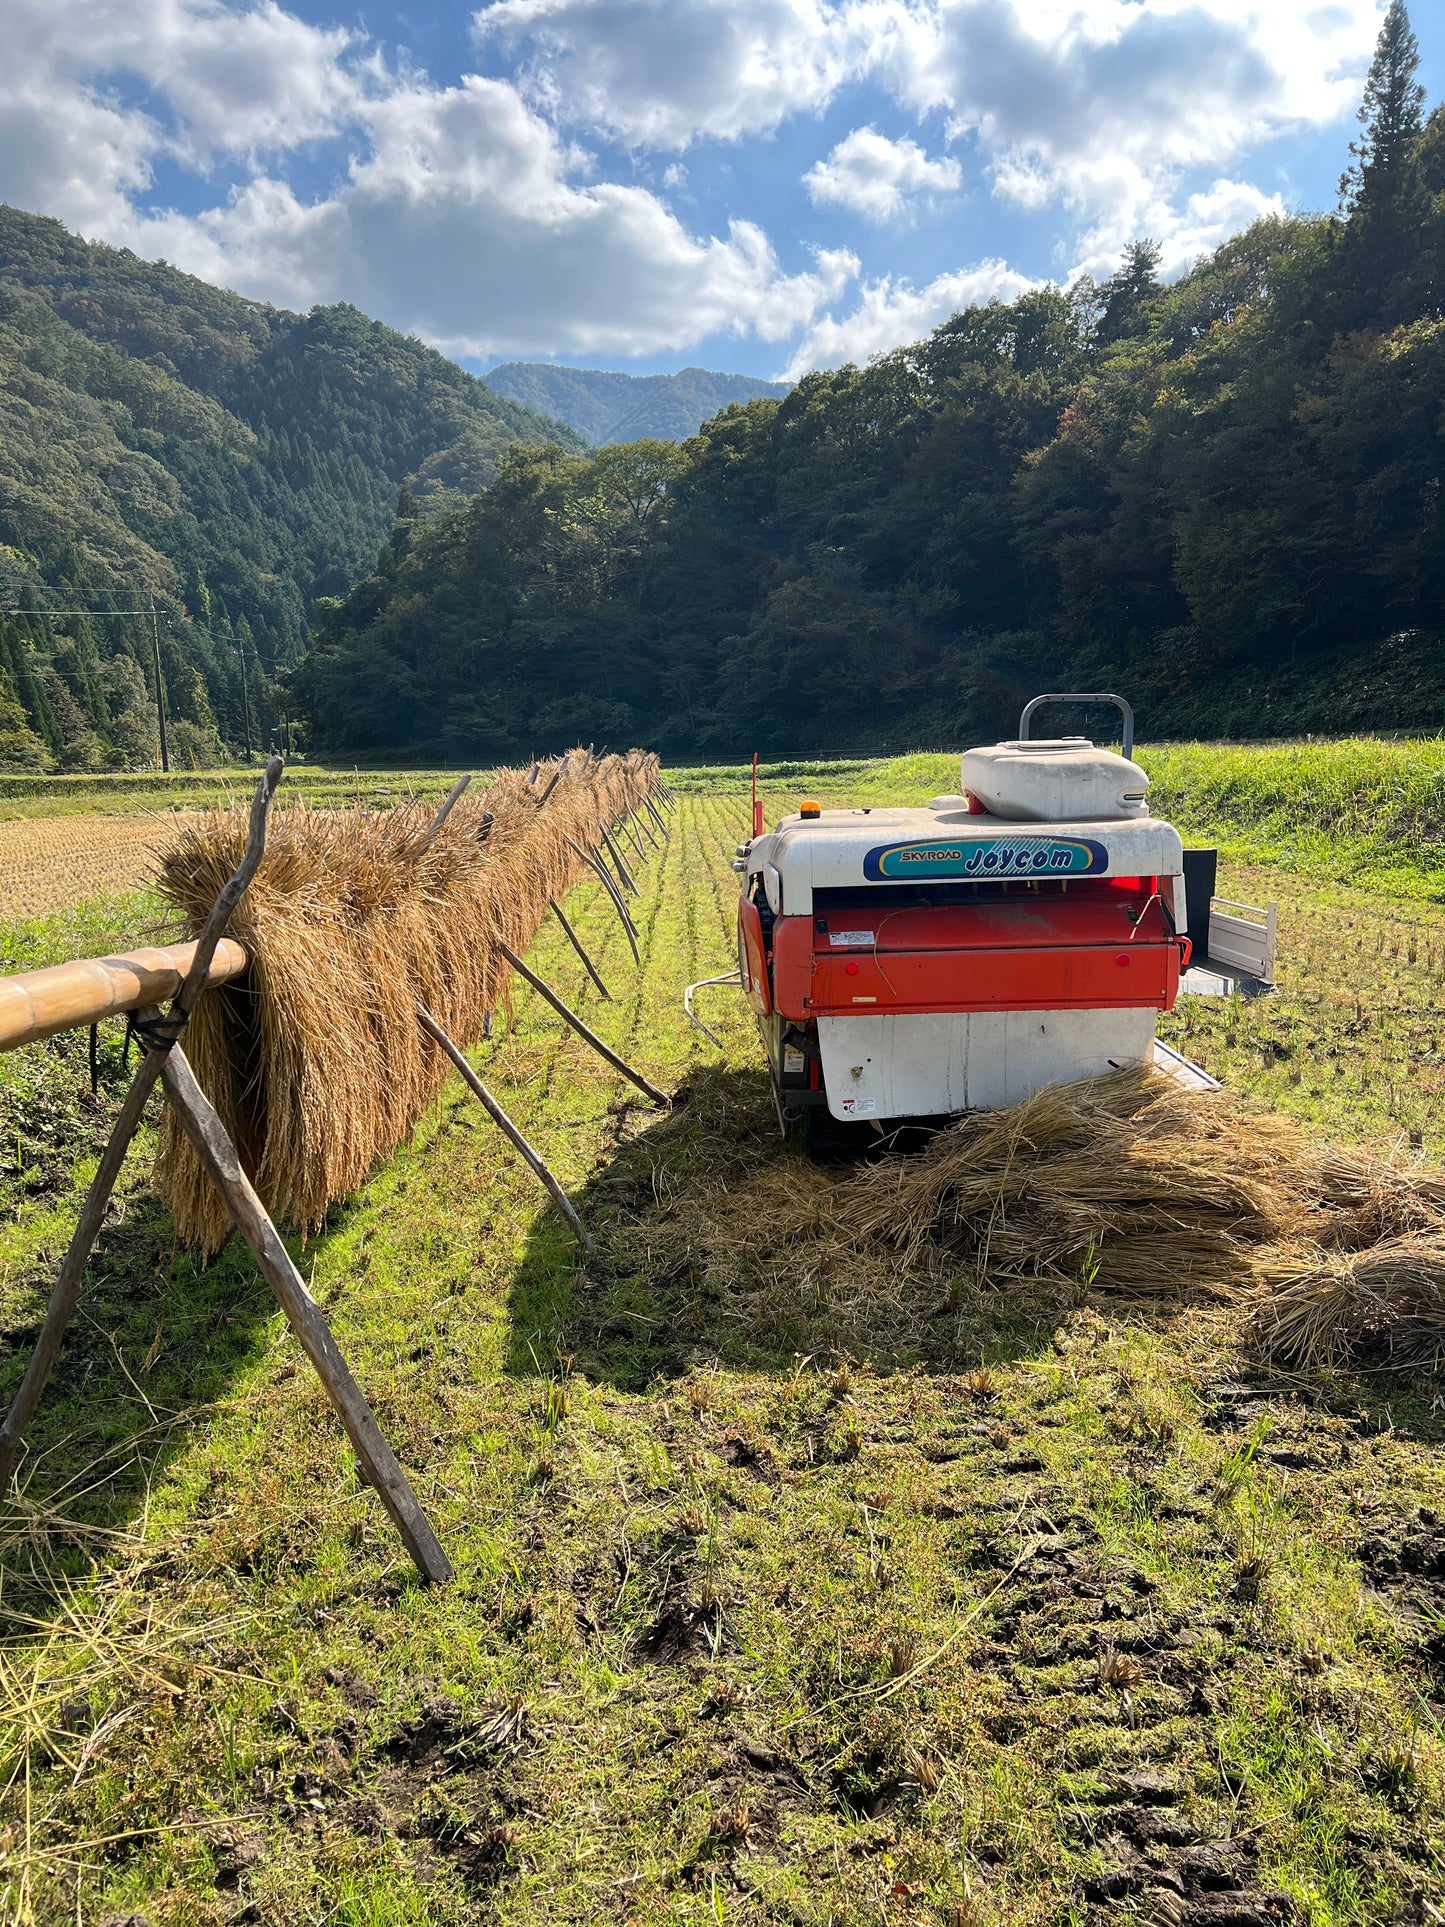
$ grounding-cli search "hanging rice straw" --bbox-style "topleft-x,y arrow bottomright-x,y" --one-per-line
155,751 -> 663,1248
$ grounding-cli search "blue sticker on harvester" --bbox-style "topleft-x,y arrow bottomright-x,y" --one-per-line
862,836 -> 1109,881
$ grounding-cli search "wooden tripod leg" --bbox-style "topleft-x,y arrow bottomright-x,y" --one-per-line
499,944 -> 669,1108
600,823 -> 638,895
416,1007 -> 594,1258
635,804 -> 662,847
562,836 -> 641,966
550,901 -> 610,1000
160,1045 -> 454,1587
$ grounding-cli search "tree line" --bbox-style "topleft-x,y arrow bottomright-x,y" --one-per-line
301,2 -> 1445,760
0,208 -> 576,770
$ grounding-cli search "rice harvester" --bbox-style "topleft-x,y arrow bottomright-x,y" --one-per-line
727,694 -> 1217,1144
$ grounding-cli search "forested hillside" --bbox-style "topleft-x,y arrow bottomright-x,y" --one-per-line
303,8 -> 1445,762
0,207 -> 578,770
485,363 -> 790,444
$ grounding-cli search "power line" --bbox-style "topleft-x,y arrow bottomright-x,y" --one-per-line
0,581 -> 298,765
0,595 -> 171,771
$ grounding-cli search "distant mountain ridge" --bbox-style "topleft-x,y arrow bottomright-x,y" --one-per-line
0,203 -> 578,767
485,363 -> 790,443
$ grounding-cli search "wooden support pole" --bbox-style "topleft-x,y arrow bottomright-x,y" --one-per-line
416,1006 -> 594,1258
499,943 -> 669,1108
600,822 -> 638,895
550,901 -> 610,1000
644,794 -> 670,838
160,1044 -> 453,1584
562,835 -> 641,966
0,758 -> 283,1493
616,810 -> 645,860
415,772 -> 471,854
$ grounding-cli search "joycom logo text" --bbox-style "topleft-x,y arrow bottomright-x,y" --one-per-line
863,836 -> 1108,881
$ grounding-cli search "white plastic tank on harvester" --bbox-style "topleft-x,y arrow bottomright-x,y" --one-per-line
957,739 -> 1150,823
718,693 -> 1220,1144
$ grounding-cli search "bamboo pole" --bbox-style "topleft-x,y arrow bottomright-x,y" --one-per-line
0,758 -> 283,1493
160,1043 -> 453,1583
416,1006 -> 594,1257
550,901 -> 610,999
499,944 -> 668,1107
0,939 -> 248,1054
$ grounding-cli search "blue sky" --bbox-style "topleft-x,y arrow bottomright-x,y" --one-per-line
1,0 -> 1436,381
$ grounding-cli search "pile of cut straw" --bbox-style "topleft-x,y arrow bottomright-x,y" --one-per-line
623,1069 -> 1445,1374
156,750 -> 661,1249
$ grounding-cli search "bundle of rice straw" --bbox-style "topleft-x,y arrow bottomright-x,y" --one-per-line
1244,1238 -> 1445,1374
155,750 -> 661,1250
824,1069 -> 1310,1297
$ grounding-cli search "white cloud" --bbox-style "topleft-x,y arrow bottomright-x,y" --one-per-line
784,257 -> 1035,376
473,0 -> 1380,272
0,2 -> 861,358
804,126 -> 961,222
0,0 -> 1386,374
473,0 -> 891,149
0,0 -> 373,236
1135,177 -> 1290,282
880,0 -> 1377,273
133,78 -> 860,357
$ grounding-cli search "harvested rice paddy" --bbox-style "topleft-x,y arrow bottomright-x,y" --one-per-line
0,754 -> 1443,1925
0,811 -> 195,918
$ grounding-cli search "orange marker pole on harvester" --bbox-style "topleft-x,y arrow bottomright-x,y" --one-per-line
751,752 -> 763,839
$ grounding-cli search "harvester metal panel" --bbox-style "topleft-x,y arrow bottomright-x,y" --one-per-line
816,1008 -> 1159,1120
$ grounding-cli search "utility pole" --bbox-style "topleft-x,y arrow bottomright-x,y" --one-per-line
236,636 -> 253,757
149,597 -> 170,772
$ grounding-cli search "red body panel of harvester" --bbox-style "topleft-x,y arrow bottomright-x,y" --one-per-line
767,878 -> 1187,1021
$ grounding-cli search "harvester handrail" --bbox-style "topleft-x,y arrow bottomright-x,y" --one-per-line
1017,691 -> 1135,761
0,937 -> 249,1054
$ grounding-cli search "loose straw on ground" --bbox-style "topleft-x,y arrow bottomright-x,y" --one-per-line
622,1067 -> 1445,1375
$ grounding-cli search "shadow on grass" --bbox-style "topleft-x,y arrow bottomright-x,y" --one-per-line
504,1064 -> 1445,1443
0,1170 -> 286,1604
505,1062 -> 1098,1391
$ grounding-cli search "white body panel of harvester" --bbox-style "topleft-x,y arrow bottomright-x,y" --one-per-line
815,1006 -> 1161,1120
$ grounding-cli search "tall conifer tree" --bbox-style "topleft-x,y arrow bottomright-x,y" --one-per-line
1340,1 -> 1426,216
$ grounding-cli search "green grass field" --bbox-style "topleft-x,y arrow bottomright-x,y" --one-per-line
1,747 -> 1443,1925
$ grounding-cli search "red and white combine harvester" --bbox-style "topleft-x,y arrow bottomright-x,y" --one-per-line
714,695 -> 1276,1147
